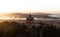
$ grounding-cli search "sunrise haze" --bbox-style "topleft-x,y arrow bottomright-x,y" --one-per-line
0,0 -> 60,14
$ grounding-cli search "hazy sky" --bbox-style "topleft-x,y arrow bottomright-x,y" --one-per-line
0,0 -> 60,14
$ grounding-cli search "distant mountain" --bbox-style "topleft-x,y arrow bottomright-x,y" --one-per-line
0,13 -> 59,19
0,13 -> 27,18
3,13 -> 51,17
32,12 -> 52,15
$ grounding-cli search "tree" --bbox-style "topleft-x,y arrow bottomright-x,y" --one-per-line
0,21 -> 20,37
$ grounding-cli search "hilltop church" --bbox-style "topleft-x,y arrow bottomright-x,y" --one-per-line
26,13 -> 34,24
26,13 -> 40,28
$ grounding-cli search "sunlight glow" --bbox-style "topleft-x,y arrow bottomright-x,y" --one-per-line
0,16 -> 26,20
0,17 -> 14,20
0,0 -> 60,14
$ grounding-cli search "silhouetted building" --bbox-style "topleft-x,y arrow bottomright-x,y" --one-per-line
26,13 -> 34,24
25,13 -> 40,28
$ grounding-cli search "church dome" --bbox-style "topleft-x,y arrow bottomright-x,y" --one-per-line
26,14 -> 34,21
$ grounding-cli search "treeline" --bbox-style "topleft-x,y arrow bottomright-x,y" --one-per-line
0,21 -> 60,37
